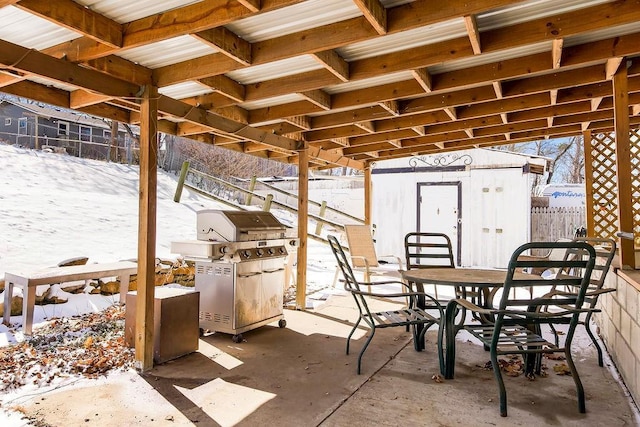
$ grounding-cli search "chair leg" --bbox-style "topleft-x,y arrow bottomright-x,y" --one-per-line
490,350 -> 508,417
565,346 -> 586,413
584,316 -> 604,367
444,301 -> 458,379
346,316 -> 362,355
357,327 -> 376,375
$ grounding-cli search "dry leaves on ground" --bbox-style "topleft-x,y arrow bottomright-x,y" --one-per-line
0,305 -> 135,392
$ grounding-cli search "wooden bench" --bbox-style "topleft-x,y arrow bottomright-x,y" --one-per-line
3,261 -> 137,334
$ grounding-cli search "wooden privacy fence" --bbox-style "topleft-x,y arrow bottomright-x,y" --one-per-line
531,207 -> 586,252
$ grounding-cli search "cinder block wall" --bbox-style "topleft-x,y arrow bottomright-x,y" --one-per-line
597,271 -> 640,406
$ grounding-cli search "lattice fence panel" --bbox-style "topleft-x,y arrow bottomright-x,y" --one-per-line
588,130 -> 640,246
589,132 -> 619,240
631,128 -> 640,247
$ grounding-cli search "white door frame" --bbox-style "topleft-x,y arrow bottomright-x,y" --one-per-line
417,181 -> 462,266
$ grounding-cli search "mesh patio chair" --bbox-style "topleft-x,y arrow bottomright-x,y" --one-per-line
444,241 -> 596,417
328,235 -> 444,374
331,225 -> 403,289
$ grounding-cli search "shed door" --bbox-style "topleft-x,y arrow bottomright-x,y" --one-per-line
417,182 -> 462,266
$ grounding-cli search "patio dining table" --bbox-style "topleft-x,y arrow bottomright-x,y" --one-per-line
400,267 -> 540,375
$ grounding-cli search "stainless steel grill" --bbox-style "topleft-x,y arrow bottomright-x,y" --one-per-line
171,210 -> 297,342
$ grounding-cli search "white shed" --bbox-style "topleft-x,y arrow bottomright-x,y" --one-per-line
371,148 -> 547,269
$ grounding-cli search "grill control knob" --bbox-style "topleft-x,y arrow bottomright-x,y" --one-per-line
256,249 -> 264,257
220,246 -> 230,254
267,248 -> 275,255
242,250 -> 251,258
279,247 -> 286,254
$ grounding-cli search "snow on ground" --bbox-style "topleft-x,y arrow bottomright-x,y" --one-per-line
0,144 -> 341,425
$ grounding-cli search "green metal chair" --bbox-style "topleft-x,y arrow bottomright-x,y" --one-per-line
444,241 -> 596,417
543,237 -> 616,367
328,235 -> 444,375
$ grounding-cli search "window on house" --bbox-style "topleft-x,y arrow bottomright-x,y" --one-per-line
79,125 -> 91,142
103,129 -> 112,142
4,118 -> 10,126
58,121 -> 69,136
18,118 -> 27,134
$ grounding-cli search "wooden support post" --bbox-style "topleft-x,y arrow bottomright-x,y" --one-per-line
296,147 -> 309,310
612,63 -> 636,269
136,84 -> 158,371
364,163 -> 372,226
173,160 -> 190,203
315,201 -> 327,235
262,194 -> 273,211
246,175 -> 257,206
583,131 -> 596,236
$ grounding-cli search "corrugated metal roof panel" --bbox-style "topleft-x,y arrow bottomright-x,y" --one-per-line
239,94 -> 305,111
565,21 -> 640,47
226,0 -> 361,43
226,55 -> 324,85
27,76 -> 79,92
324,71 -> 414,94
478,0 -> 614,31
117,35 -> 216,68
429,41 -> 552,74
0,6 -> 80,50
337,18 -> 466,61
76,0 -> 203,24
158,81 -> 212,99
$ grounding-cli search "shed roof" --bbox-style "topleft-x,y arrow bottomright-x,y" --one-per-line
0,0 -> 638,170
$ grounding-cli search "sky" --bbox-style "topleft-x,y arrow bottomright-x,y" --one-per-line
0,143 -> 341,425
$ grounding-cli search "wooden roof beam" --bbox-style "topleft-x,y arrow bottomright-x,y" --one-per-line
606,57 -> 624,80
353,0 -> 387,35
193,27 -> 252,66
492,81 -> 502,98
551,39 -> 563,69
237,0 -> 260,12
198,75 -> 245,103
311,50 -> 349,82
308,145 -> 365,170
16,0 -> 123,48
412,68 -> 432,92
378,100 -> 400,116
0,39 -> 139,98
463,15 -> 481,54
550,89 -> 558,105
70,90 -> 112,109
355,121 -> 375,133
284,115 -> 312,130
158,95 -> 300,152
298,90 -> 331,110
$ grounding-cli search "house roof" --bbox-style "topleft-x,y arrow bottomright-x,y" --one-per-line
0,0 -> 638,170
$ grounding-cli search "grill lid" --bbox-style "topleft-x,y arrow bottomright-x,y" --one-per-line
197,210 -> 286,241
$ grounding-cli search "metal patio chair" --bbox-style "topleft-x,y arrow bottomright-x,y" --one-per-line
328,235 -> 444,374
444,241 -> 596,417
543,237 -> 617,367
331,225 -> 403,289
404,232 -> 480,325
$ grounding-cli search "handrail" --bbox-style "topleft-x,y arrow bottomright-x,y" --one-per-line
243,176 -> 365,224
185,168 -> 348,232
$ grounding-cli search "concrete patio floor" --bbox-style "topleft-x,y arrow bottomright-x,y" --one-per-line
17,291 -> 639,426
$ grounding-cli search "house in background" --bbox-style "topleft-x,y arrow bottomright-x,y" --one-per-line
0,98 -> 135,161
371,148 -> 548,269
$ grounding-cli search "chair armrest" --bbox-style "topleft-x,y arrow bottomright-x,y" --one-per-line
350,288 -> 443,309
445,298 -> 494,315
378,254 -> 404,270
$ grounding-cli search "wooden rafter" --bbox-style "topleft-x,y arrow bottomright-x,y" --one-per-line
463,15 -> 482,54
